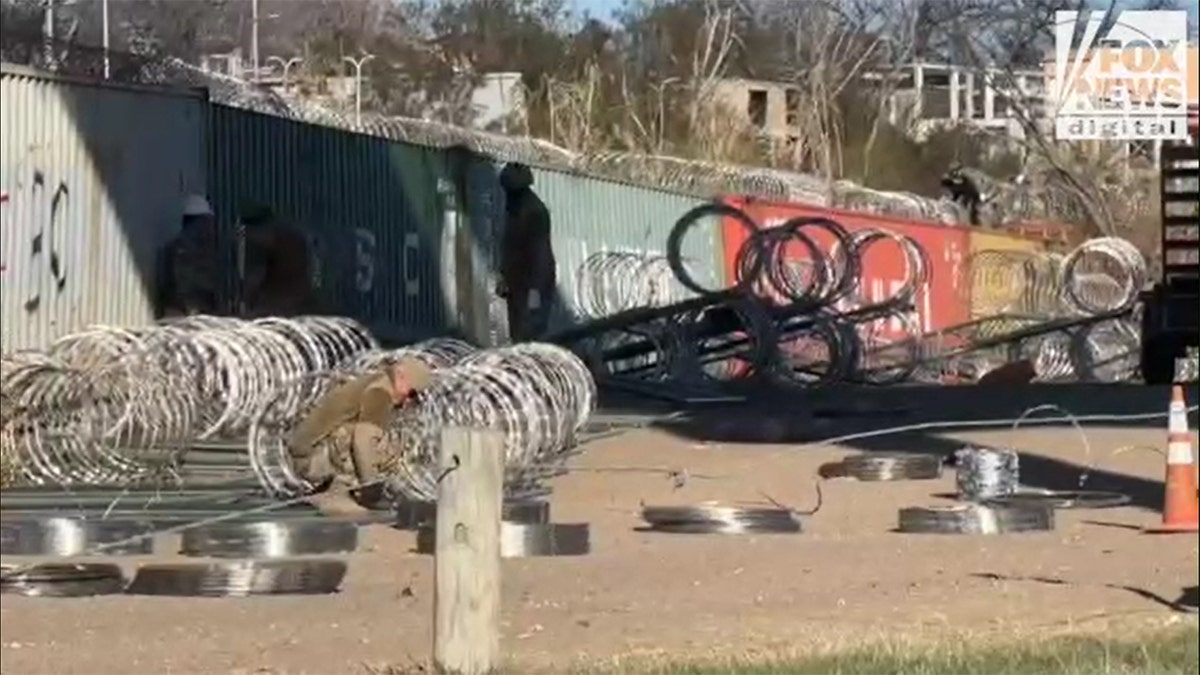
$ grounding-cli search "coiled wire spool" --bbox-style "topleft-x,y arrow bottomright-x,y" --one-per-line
839,453 -> 944,481
125,559 -> 348,597
897,503 -> 1054,534
395,498 -> 550,530
955,447 -> 1020,501
641,503 -> 802,534
0,517 -> 155,556
414,522 -> 590,557
983,489 -> 1131,510
178,519 -> 359,558
0,562 -> 127,597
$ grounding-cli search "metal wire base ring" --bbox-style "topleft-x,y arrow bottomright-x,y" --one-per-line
0,518 -> 155,556
415,522 -> 590,557
125,560 -> 348,597
179,519 -> 359,558
898,503 -> 1054,534
838,453 -> 944,481
983,489 -> 1131,510
395,499 -> 551,530
641,504 -> 802,534
0,562 -> 127,597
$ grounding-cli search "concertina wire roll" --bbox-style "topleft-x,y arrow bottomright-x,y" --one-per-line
571,204 -> 1149,388
1,311 -> 597,500
1,316 -> 376,487
249,340 -> 596,502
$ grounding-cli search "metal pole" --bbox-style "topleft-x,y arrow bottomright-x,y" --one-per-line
266,56 -> 303,89
251,0 -> 260,82
343,55 -> 374,126
102,0 -> 110,79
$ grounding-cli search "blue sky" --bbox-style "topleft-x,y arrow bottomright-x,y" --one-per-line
571,0 -> 1198,36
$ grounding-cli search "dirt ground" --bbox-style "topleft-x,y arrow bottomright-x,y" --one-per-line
2,424 -> 1198,674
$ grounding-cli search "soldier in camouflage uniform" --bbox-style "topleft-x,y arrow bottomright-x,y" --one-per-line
287,357 -> 433,517
159,195 -> 219,317
239,202 -> 316,317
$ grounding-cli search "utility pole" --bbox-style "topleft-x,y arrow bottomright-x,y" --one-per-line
251,0 -> 260,82
343,54 -> 374,126
102,0 -> 110,79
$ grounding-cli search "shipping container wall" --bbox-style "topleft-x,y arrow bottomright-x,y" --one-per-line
965,229 -> 1047,319
463,162 -> 725,344
721,196 -> 970,338
207,105 -> 453,341
1,65 -> 207,352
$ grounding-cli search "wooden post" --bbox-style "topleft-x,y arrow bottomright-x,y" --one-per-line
434,427 -> 504,675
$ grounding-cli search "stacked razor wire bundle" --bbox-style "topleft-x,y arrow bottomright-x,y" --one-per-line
0,316 -> 376,487
572,207 -> 932,388
249,341 -> 596,502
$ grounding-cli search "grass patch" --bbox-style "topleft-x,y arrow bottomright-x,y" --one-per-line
598,623 -> 1199,675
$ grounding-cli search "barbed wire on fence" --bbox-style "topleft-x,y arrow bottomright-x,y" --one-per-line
1,29 -> 975,224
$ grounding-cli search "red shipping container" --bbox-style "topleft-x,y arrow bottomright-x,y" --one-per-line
720,196 -> 970,340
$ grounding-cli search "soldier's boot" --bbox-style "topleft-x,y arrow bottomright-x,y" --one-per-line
307,476 -> 372,519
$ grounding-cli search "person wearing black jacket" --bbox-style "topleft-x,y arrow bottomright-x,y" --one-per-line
497,163 -> 557,342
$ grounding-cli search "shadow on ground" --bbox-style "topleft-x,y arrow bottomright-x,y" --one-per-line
591,383 -> 1199,514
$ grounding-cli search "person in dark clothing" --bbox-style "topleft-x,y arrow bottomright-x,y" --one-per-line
497,162 -> 556,342
239,201 -> 315,317
157,194 -> 219,317
941,162 -> 995,226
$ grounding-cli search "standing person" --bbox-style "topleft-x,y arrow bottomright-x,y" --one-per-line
941,162 -> 996,226
158,194 -> 219,317
287,358 -> 432,516
239,201 -> 315,317
497,162 -> 556,342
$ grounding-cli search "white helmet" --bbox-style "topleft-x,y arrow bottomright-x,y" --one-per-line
182,194 -> 214,218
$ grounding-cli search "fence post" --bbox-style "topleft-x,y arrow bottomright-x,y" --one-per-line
434,427 -> 504,675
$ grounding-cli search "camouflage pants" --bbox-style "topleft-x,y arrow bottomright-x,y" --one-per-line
297,422 -> 390,507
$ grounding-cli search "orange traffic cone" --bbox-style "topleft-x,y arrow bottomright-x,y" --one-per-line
1146,386 -> 1199,533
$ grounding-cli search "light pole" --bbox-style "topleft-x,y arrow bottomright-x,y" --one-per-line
102,0 -> 110,79
267,55 -> 303,89
343,54 -> 374,127
251,0 -> 259,81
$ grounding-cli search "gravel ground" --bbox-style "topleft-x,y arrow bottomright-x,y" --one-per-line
2,422 -> 1198,674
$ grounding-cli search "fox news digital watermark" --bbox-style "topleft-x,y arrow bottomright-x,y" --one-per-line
1052,10 -> 1191,141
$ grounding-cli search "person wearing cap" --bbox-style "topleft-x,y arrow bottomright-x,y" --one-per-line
239,201 -> 315,317
286,357 -> 433,516
158,194 -> 219,317
497,162 -> 557,341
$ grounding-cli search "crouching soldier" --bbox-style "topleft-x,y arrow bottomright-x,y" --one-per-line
287,357 -> 433,516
